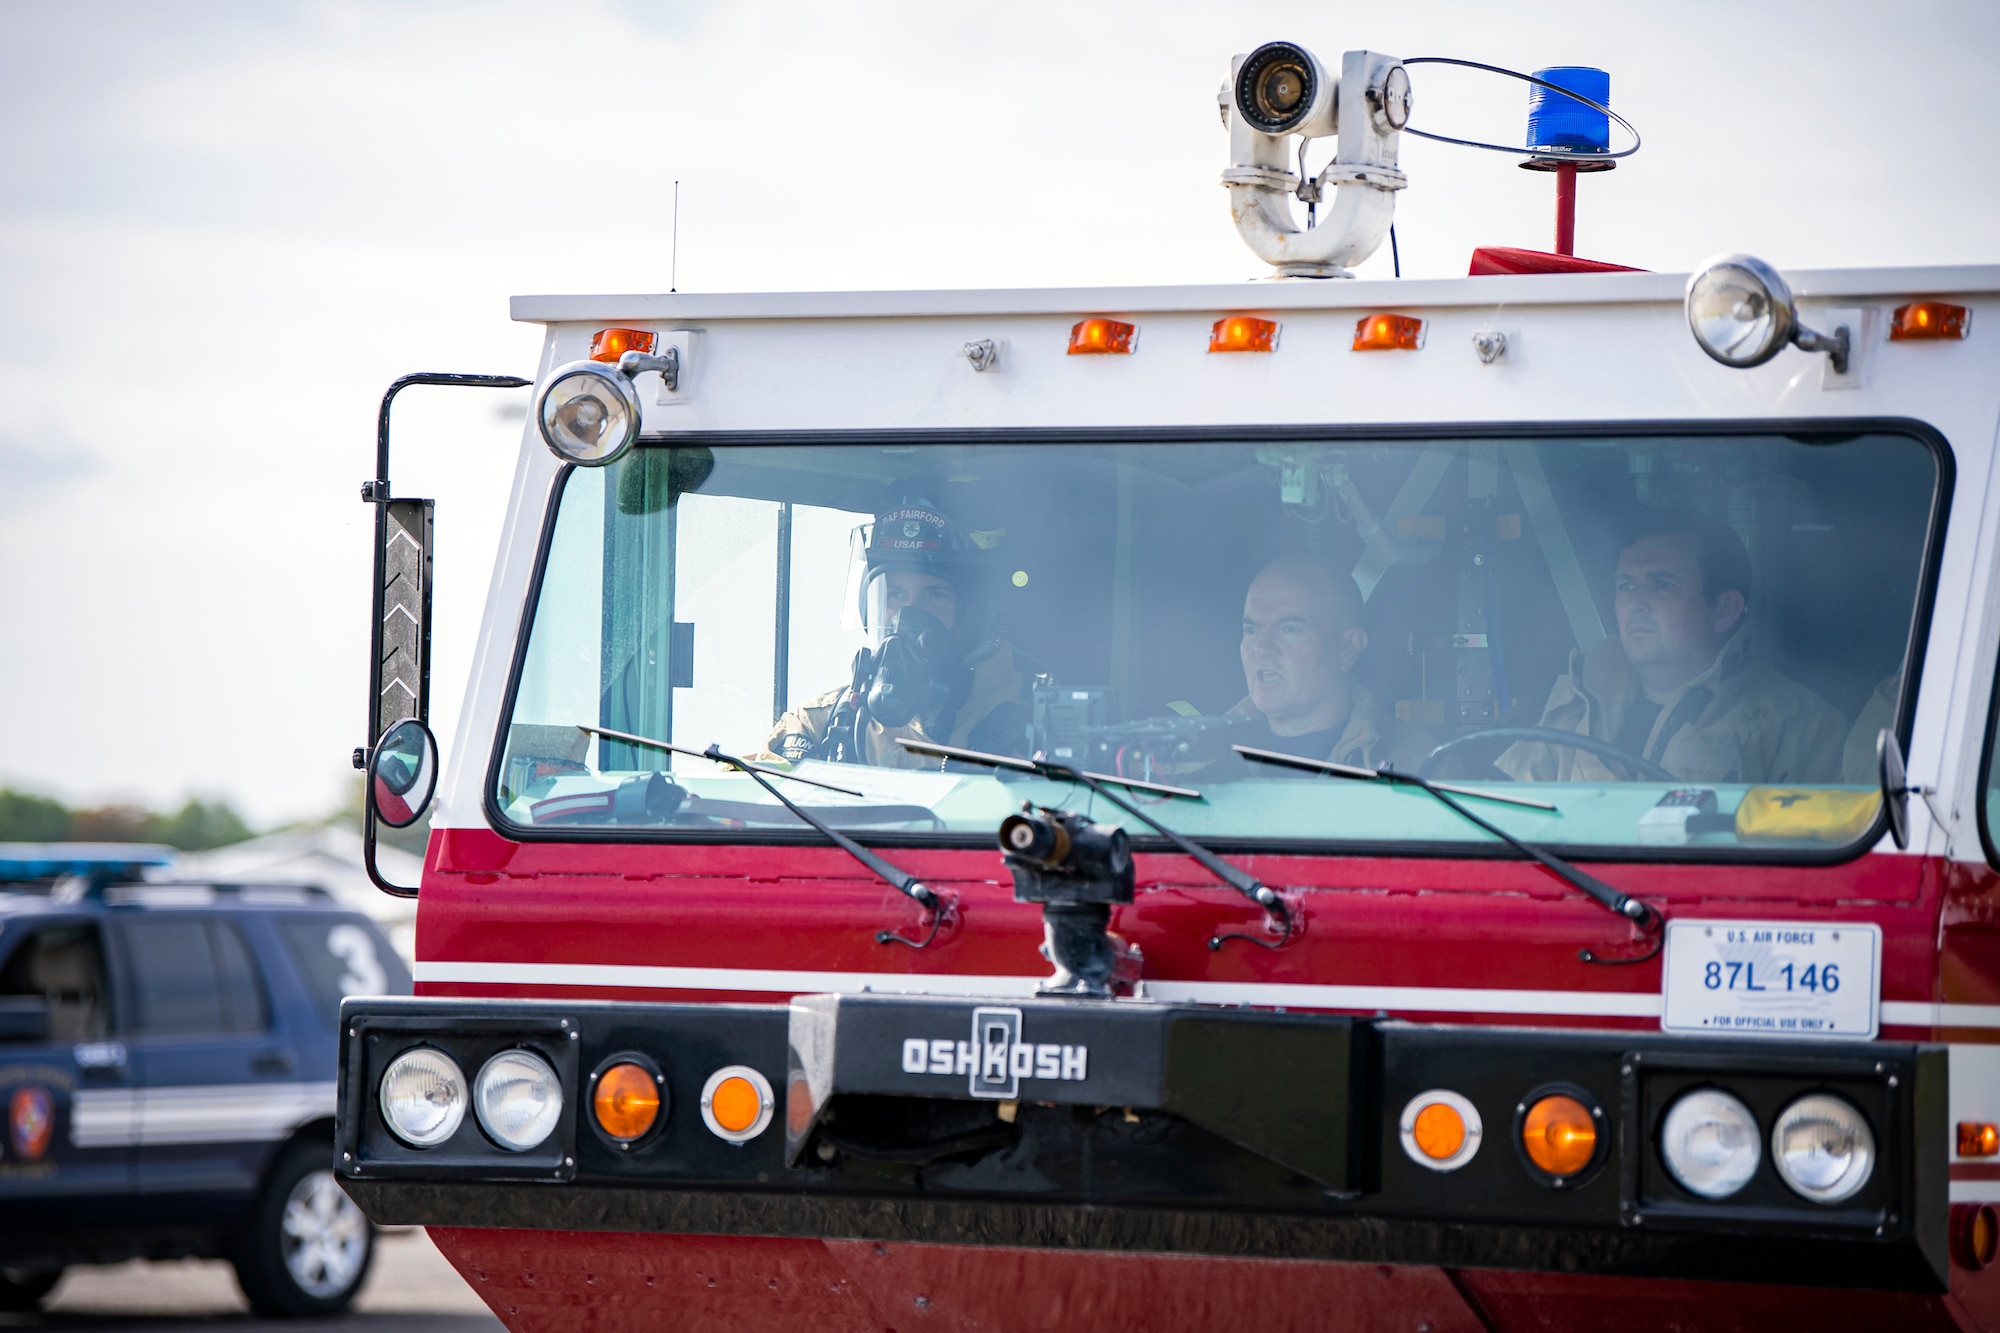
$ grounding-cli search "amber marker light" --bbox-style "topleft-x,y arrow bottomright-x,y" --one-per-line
701,1065 -> 774,1144
1890,301 -> 1971,342
590,327 -> 658,362
1352,313 -> 1426,351
592,1062 -> 662,1144
1521,1092 -> 1599,1180
1209,316 -> 1280,353
1068,318 -> 1136,355
1954,1204 -> 2000,1270
1961,1122 -> 2000,1157
1399,1089 -> 1481,1171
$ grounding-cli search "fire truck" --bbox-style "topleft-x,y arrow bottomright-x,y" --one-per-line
336,43 -> 2000,1331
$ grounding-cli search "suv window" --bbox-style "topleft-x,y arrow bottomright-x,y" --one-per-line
124,918 -> 267,1035
278,917 -> 410,1030
0,924 -> 107,1041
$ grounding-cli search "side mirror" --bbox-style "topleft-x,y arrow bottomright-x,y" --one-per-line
0,996 -> 52,1044
1877,728 -> 1909,850
370,719 -> 439,829
359,372 -> 529,896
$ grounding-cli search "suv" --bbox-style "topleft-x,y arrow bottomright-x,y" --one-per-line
0,845 -> 411,1316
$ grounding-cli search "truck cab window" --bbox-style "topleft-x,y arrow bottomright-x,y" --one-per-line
1981,652 -> 2000,867
497,432 -> 1939,857
0,924 -> 107,1042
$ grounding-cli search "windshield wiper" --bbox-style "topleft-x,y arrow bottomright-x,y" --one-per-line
575,725 -> 940,914
1232,744 -> 1654,931
896,738 -> 1291,947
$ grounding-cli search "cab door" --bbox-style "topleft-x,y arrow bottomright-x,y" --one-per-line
113,913 -> 298,1216
0,917 -> 135,1228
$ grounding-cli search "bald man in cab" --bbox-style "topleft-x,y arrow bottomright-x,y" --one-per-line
1226,553 -> 1435,771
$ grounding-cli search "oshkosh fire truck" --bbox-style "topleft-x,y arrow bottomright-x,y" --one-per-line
337,43 -> 2000,1331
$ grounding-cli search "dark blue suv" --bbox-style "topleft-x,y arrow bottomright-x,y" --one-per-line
0,845 -> 412,1316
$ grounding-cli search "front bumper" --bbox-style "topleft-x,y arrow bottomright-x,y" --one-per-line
336,994 -> 1947,1292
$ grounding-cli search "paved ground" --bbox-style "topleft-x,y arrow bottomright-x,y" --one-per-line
1,1229 -> 503,1331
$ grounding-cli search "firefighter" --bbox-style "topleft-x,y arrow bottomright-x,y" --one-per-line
758,496 -> 1031,769
1226,553 -> 1434,770
1498,511 -> 1847,784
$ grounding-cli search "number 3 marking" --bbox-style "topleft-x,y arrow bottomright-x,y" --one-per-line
327,923 -> 388,996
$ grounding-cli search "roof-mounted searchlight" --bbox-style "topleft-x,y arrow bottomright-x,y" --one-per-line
1685,254 -> 1851,375
1220,43 -> 1409,279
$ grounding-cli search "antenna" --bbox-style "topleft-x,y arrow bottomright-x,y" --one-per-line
671,180 -> 680,292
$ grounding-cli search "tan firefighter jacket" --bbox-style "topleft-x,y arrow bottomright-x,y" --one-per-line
1224,683 -> 1438,773
756,642 -> 1027,770
1495,626 -> 1847,785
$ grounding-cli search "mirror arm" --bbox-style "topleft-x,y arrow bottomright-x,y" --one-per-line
370,372 -> 532,499
361,372 -> 531,899
362,809 -> 419,899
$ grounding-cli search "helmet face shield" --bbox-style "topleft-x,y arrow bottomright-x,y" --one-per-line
846,500 -> 980,649
862,567 -> 894,650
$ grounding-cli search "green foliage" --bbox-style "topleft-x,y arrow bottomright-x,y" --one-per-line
0,789 -> 71,842
0,789 -> 254,851
150,799 -> 255,851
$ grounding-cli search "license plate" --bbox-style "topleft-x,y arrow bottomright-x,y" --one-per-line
1661,919 -> 1880,1039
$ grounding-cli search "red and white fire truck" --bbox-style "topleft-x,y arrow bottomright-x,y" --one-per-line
338,43 -> 2000,1331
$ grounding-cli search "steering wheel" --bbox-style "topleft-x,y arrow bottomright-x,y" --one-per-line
1417,726 -> 1677,784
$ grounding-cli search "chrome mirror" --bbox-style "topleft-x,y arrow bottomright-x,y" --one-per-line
370,718 -> 439,830
1877,727 -> 1908,851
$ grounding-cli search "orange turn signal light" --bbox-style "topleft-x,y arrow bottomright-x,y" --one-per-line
1890,301 -> 1970,342
1960,1121 -> 2000,1157
1209,316 -> 1280,353
1522,1093 -> 1598,1177
1353,313 -> 1425,352
592,1062 -> 662,1142
700,1065 -> 773,1143
711,1077 -> 760,1132
1399,1089 -> 1481,1171
590,327 -> 657,362
1954,1203 -> 2000,1270
1412,1101 -> 1467,1160
1068,318 -> 1136,355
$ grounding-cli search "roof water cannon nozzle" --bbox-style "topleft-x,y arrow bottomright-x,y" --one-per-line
1221,43 -> 1408,278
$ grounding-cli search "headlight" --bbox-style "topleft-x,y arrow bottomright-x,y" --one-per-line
1772,1093 -> 1875,1203
1659,1088 -> 1760,1199
536,362 -> 641,466
1685,254 -> 1799,368
379,1047 -> 467,1148
474,1050 -> 564,1152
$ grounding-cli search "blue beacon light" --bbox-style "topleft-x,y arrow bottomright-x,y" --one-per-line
1520,66 -> 1614,256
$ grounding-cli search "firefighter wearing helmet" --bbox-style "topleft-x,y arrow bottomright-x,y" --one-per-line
758,495 -> 1032,768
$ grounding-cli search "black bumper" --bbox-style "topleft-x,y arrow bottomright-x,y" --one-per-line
336,994 -> 1947,1292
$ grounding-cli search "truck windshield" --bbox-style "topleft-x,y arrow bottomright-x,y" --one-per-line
494,431 -> 1939,856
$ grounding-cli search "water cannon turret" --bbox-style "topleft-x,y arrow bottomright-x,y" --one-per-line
1220,42 -> 1409,278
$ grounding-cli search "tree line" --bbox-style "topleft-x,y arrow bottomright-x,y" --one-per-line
0,789 -> 253,852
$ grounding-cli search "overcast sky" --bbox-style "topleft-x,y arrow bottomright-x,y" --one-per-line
1,0 -> 1995,828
